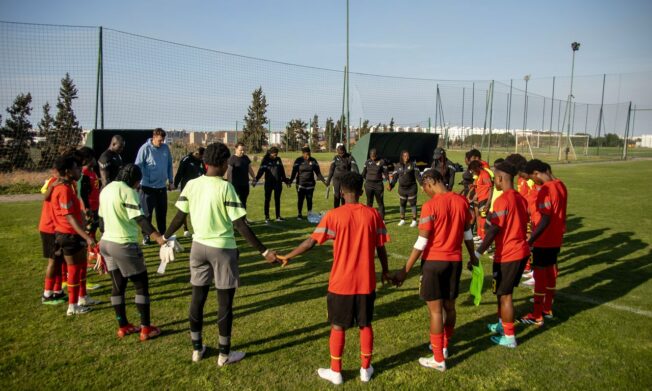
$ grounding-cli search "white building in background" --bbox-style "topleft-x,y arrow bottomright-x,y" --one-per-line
268,132 -> 282,146
636,134 -> 652,148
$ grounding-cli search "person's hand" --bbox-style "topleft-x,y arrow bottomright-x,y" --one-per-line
386,184 -> 392,191
277,255 -> 290,267
467,253 -> 479,271
168,183 -> 176,191
154,235 -> 167,246
264,250 -> 278,264
381,270 -> 393,286
85,236 -> 96,248
251,180 -> 257,188
393,268 -> 407,287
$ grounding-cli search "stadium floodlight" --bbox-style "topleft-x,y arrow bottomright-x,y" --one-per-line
523,75 -> 531,132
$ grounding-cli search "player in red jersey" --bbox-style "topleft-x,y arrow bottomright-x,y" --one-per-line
474,161 -> 530,347
520,159 -> 568,326
280,172 -> 390,385
40,173 -> 67,304
50,154 -> 97,315
393,170 -> 477,372
469,160 -> 493,240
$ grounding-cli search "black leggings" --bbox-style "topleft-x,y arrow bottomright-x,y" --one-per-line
297,187 -> 314,216
140,186 -> 168,234
189,286 -> 236,354
398,186 -> 418,218
233,184 -> 250,210
264,182 -> 282,219
333,179 -> 345,208
365,180 -> 385,219
110,270 -> 150,327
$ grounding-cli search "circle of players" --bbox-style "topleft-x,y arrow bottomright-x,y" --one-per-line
38,129 -> 566,384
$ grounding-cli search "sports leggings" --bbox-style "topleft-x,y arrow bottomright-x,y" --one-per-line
365,180 -> 385,219
189,286 -> 236,355
264,182 -> 283,219
398,186 -> 418,218
297,187 -> 314,216
110,270 -> 150,327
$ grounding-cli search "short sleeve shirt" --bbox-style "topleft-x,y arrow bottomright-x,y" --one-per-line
38,177 -> 57,234
175,176 -> 246,249
98,181 -> 144,244
51,182 -> 83,235
228,155 -> 252,187
81,167 -> 100,210
311,203 -> 389,295
419,192 -> 472,262
488,189 -> 531,262
475,169 -> 493,201
534,179 -> 568,248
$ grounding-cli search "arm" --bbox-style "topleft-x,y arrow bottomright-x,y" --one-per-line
79,175 -> 91,210
313,160 -> 326,183
134,145 -> 147,174
248,165 -> 256,181
326,160 -> 336,186
350,158 -> 359,174
163,210 -> 188,239
528,214 -> 550,247
463,221 -> 480,270
361,162 -> 367,179
394,229 -> 429,286
225,164 -> 233,183
254,159 -> 265,182
476,224 -> 498,255
99,168 -> 110,189
167,146 -> 174,187
289,161 -> 299,184
173,158 -> 186,189
415,166 -> 423,186
134,216 -> 166,245
279,159 -> 288,182
388,170 -> 397,190
233,217 -> 278,263
382,162 -> 390,182
282,237 -> 318,264
65,214 -> 95,246
43,179 -> 60,201
376,246 -> 391,284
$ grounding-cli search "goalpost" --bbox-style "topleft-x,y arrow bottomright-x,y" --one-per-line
516,130 -> 589,160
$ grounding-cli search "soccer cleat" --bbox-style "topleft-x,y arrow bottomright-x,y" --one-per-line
487,322 -> 504,335
117,324 -> 141,338
67,304 -> 92,316
360,365 -> 374,382
192,345 -> 207,362
184,231 -> 193,238
522,271 -> 533,279
418,356 -> 446,372
519,313 -> 544,327
397,219 -> 406,226
543,311 -> 554,319
142,236 -> 151,246
52,291 -> 68,301
139,325 -> 161,341
42,294 -> 66,305
86,283 -> 101,291
78,295 -> 100,306
490,335 -> 517,348
218,351 -> 246,367
521,277 -> 535,287
410,220 -> 418,228
275,217 -> 286,222
317,368 -> 343,385
297,215 -> 304,221
264,219 -> 271,225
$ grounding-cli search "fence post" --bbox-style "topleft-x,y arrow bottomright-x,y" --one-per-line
597,74 -> 606,156
622,102 -> 632,160
94,26 -> 104,130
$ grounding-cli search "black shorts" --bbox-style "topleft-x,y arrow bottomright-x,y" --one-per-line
492,256 -> 529,296
419,260 -> 463,301
327,291 -> 375,329
532,247 -> 560,267
40,232 -> 61,259
55,233 -> 86,256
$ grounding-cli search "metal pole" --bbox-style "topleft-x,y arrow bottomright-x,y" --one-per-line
471,82 -> 475,135
235,121 -> 238,142
584,104 -> 589,134
597,73 -> 606,156
548,77 -> 555,153
565,45 -> 578,158
94,26 -> 102,130
507,79 -> 513,138
622,102 -> 632,160
461,88 -> 465,139
346,0 -> 350,151
487,80 -> 494,162
340,66 -> 346,145
434,84 -> 439,135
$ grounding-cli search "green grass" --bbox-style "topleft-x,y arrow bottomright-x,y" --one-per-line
1,160 -> 651,390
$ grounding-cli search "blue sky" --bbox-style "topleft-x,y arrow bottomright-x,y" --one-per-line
1,0 -> 651,134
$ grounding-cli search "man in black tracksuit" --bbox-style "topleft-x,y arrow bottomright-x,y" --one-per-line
254,147 -> 288,223
361,148 -> 389,219
325,145 -> 359,208
430,147 -> 456,191
289,147 -> 326,220
388,150 -> 422,227
173,147 -> 205,235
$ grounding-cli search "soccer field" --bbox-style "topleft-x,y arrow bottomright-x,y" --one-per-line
1,160 -> 651,390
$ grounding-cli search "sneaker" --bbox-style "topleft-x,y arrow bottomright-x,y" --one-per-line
522,271 -> 533,279
519,313 -> 544,327
490,335 -> 517,348
410,220 -> 418,228
52,291 -> 68,301
78,295 -> 100,306
529,297 -> 534,303
42,294 -> 66,305
192,345 -> 207,362
139,325 -> 161,341
521,277 -> 535,287
316,368 -> 343,385
275,217 -> 286,222
86,283 -> 101,291
297,215 -> 304,221
543,311 -> 554,319
487,321 -> 504,335
142,236 -> 151,246
264,218 -> 271,225
398,219 -> 406,226
427,344 -> 449,359
218,350 -> 246,367
418,356 -> 446,372
184,231 -> 193,238
360,365 -> 374,382
473,235 -> 481,241
117,323 -> 141,338
67,304 -> 92,316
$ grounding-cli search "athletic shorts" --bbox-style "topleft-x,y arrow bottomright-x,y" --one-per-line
492,256 -> 529,296
55,233 -> 85,256
419,260 -> 463,301
327,291 -> 375,329
40,232 -> 60,259
189,241 -> 239,289
532,247 -> 560,267
99,240 -> 147,278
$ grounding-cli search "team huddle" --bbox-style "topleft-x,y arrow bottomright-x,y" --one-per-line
37,128 -> 567,384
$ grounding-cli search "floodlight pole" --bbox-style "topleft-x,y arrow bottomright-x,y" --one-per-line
521,75 -> 530,153
563,42 -> 580,160
346,0 -> 350,151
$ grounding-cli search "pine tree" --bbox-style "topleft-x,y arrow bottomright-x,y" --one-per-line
241,87 -> 269,153
282,119 -> 307,151
1,93 -> 33,170
54,73 -> 83,152
38,102 -> 58,169
310,114 -> 320,151
389,117 -> 395,132
358,119 -> 370,139
324,117 -> 335,152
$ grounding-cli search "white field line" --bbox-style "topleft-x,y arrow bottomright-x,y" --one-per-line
558,292 -> 652,318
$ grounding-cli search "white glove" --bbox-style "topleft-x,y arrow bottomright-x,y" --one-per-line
157,243 -> 174,274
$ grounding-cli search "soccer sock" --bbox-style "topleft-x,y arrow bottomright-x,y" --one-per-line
66,264 -> 80,305
131,272 -> 151,326
53,260 -> 62,292
411,205 -> 417,220
110,269 -> 129,327
79,261 -> 88,298
443,325 -> 455,349
430,333 -> 445,362
502,321 -> 515,338
189,285 -> 209,351
329,328 -> 345,372
61,262 -> 68,284
544,265 -> 558,313
533,268 -> 547,319
217,288 -> 235,355
360,326 -> 373,369
44,277 -> 55,296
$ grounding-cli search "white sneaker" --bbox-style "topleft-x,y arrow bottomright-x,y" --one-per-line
410,220 -> 418,228
522,271 -> 533,279
317,368 -> 343,385
398,219 -> 406,226
184,231 -> 193,238
264,219 -> 270,225
522,277 -> 535,287
418,356 -> 446,372
473,235 -> 481,241
428,344 -> 449,359
192,345 -> 207,362
78,295 -> 100,306
360,365 -> 374,382
67,304 -> 92,316
217,351 -> 246,367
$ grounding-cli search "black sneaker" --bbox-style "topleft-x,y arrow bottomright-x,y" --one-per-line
42,294 -> 66,305
142,236 -> 151,246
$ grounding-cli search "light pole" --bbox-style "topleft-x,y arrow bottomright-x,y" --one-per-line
566,42 -> 580,157
520,74 -> 530,152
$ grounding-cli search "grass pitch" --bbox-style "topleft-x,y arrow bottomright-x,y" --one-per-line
0,159 -> 651,390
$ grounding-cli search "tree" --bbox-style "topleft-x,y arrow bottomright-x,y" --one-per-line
358,119 -> 370,139
389,117 -> 395,133
1,93 -> 33,170
310,114 -> 320,151
282,119 -> 307,151
38,102 -> 58,169
324,117 -> 337,151
54,73 -> 83,152
241,87 -> 269,153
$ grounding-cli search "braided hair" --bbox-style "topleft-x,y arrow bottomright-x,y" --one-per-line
116,163 -> 143,188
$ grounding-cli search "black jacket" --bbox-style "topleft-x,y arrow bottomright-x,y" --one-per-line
430,158 -> 456,190
255,155 -> 287,185
289,157 -> 325,189
390,161 -> 422,189
361,158 -> 389,182
174,153 -> 205,191
326,153 -> 359,185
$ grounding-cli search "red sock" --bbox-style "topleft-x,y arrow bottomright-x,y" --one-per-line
329,328 -> 345,372
544,265 -> 557,313
533,268 -> 547,319
477,216 -> 486,239
53,260 -> 62,291
443,325 -> 455,349
61,262 -> 68,282
44,277 -> 55,292
502,321 -> 515,337
79,262 -> 88,297
67,264 -> 80,305
430,333 -> 445,362
360,326 -> 373,369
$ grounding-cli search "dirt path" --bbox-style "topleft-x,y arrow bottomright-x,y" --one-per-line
0,193 -> 42,203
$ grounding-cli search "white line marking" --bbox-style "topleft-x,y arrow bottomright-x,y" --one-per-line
558,293 -> 652,318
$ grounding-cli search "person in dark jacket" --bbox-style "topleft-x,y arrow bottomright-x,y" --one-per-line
361,148 -> 389,219
173,147 -> 205,237
430,147 -> 456,191
325,145 -> 358,208
254,147 -> 288,223
388,150 -> 422,227
226,142 -> 256,210
289,147 -> 326,220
